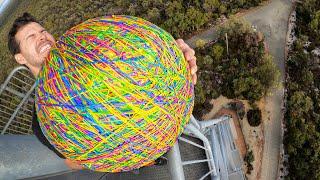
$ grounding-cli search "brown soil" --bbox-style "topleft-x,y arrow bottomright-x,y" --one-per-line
245,98 -> 266,180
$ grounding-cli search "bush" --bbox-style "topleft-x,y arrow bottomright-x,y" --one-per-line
244,150 -> 254,174
247,107 -> 262,127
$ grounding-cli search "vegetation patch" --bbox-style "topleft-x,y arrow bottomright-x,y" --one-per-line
285,1 -> 320,179
193,17 -> 279,118
244,150 -> 254,174
247,107 -> 262,127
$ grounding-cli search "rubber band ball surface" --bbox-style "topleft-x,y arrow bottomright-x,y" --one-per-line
35,15 -> 194,172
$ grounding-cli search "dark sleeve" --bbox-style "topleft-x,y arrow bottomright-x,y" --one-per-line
32,105 -> 66,159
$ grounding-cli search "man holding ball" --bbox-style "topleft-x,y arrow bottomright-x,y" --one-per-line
8,12 -> 198,170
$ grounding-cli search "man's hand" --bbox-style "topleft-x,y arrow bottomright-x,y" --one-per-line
65,159 -> 84,170
175,39 -> 197,84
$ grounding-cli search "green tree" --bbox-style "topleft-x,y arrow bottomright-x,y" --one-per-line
310,10 -> 320,33
255,54 -> 280,90
186,7 -> 209,31
195,39 -> 207,49
203,0 -> 220,12
247,107 -> 262,127
288,91 -> 313,118
233,76 -> 263,101
211,44 -> 224,61
147,8 -> 161,22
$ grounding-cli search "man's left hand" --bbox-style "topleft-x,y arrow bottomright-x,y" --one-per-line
175,39 -> 197,84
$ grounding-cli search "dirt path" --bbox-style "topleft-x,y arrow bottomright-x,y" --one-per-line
186,0 -> 294,179
243,1 -> 293,179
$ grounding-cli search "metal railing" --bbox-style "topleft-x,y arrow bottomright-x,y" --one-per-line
0,66 -> 35,135
168,115 -> 245,180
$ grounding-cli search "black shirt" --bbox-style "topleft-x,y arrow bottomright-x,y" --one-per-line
32,105 -> 65,159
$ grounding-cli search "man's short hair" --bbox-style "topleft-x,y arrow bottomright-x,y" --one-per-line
8,12 -> 39,55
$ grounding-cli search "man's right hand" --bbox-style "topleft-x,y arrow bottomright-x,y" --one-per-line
64,159 -> 84,170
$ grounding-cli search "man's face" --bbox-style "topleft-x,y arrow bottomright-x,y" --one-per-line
14,22 -> 55,68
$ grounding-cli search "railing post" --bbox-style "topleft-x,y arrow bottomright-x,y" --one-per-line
167,142 -> 185,180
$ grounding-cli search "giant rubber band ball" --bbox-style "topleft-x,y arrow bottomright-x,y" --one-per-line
35,15 -> 194,172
